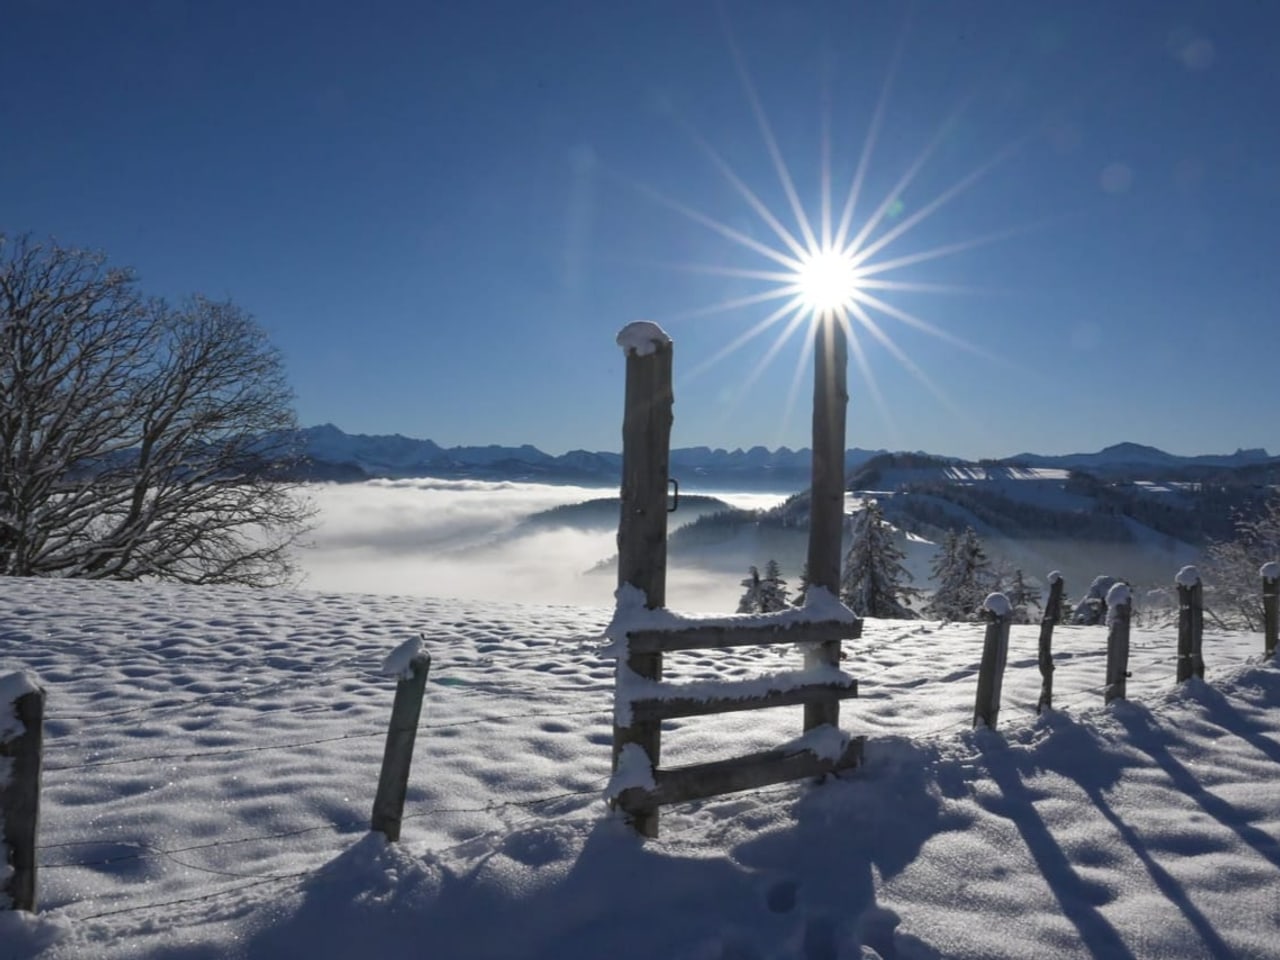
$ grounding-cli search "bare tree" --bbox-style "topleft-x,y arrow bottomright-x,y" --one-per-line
1203,495 -> 1280,629
0,234 -> 313,586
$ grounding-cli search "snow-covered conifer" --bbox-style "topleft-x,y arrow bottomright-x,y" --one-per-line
1006,568 -> 1041,624
839,501 -> 918,619
737,566 -> 763,614
1071,575 -> 1117,625
792,562 -> 811,607
758,559 -> 790,612
924,526 -> 993,621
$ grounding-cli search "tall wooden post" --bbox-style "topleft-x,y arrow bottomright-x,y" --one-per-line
1037,573 -> 1065,713
371,652 -> 431,843
1261,562 -> 1278,660
805,314 -> 851,732
612,321 -> 674,838
1,675 -> 44,913
1176,567 -> 1204,682
974,595 -> 1012,729
1104,584 -> 1132,705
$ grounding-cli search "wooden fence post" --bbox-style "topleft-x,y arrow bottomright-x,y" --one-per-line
1104,583 -> 1132,705
804,315 -> 851,733
1261,562 -> 1279,660
371,652 -> 431,842
1,673 -> 44,913
1176,566 -> 1204,682
1037,573 -> 1065,713
974,594 -> 1012,729
612,322 -> 674,839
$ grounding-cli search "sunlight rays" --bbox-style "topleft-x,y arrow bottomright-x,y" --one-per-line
832,17 -> 910,255
684,297 -> 806,380
621,173 -> 802,272
626,9 -> 1042,441
721,14 -> 821,255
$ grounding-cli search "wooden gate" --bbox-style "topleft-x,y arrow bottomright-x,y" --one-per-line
609,322 -> 862,837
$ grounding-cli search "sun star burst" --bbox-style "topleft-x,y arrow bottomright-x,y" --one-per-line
629,15 -> 1033,443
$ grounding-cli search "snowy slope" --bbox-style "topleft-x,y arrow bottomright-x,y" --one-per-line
1,577 -> 1278,959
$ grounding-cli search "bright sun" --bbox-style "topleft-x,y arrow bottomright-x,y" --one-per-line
794,247 -> 860,317
637,18 -> 1021,429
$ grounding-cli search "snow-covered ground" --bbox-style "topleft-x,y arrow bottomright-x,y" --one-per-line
2,576 -> 1278,959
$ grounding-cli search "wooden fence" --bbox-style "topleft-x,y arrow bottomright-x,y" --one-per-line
610,322 -> 864,837
1,645 -> 431,915
1,674 -> 43,912
611,615 -> 863,838
976,564 -> 1278,730
5,563 -> 1276,910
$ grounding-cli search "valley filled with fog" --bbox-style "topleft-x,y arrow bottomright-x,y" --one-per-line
296,479 -> 789,612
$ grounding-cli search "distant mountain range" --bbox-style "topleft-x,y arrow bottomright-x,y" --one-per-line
289,423 -> 878,489
289,424 -> 1277,490
1008,441 -> 1274,475
286,425 -> 1280,595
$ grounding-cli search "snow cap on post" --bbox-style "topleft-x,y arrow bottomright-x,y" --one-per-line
0,670 -> 40,741
983,592 -> 1012,618
1105,581 -> 1131,610
1047,570 -> 1062,584
380,636 -> 424,680
1261,561 -> 1280,581
1175,565 -> 1201,588
616,321 -> 671,357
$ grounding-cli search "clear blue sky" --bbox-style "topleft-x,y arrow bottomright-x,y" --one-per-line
4,1 -> 1278,459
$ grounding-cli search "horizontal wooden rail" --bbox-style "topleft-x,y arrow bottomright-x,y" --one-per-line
626,618 -> 859,655
619,735 -> 865,809
630,680 -> 858,724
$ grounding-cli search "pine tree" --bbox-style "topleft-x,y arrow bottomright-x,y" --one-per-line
792,562 -> 811,607
924,529 -> 960,619
759,559 -> 790,612
839,501 -> 918,618
736,565 -> 763,613
924,526 -> 993,621
1006,568 -> 1042,624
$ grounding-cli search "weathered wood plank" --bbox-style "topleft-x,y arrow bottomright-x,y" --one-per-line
1,683 -> 44,913
805,317 -> 851,732
611,326 -> 674,839
630,680 -> 858,724
371,653 -> 431,843
1191,580 -> 1205,678
1263,572 -> 1279,660
973,607 -> 1011,729
627,618 -> 860,655
1104,599 -> 1132,705
1176,573 -> 1205,682
1037,575 -> 1065,713
627,735 -> 864,808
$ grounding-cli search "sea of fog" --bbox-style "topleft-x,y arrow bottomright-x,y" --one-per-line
295,479 -> 789,613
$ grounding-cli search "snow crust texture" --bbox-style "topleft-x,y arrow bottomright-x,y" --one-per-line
1,577 -> 1278,960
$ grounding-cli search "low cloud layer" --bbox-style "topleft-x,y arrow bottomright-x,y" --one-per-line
295,480 -> 788,613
